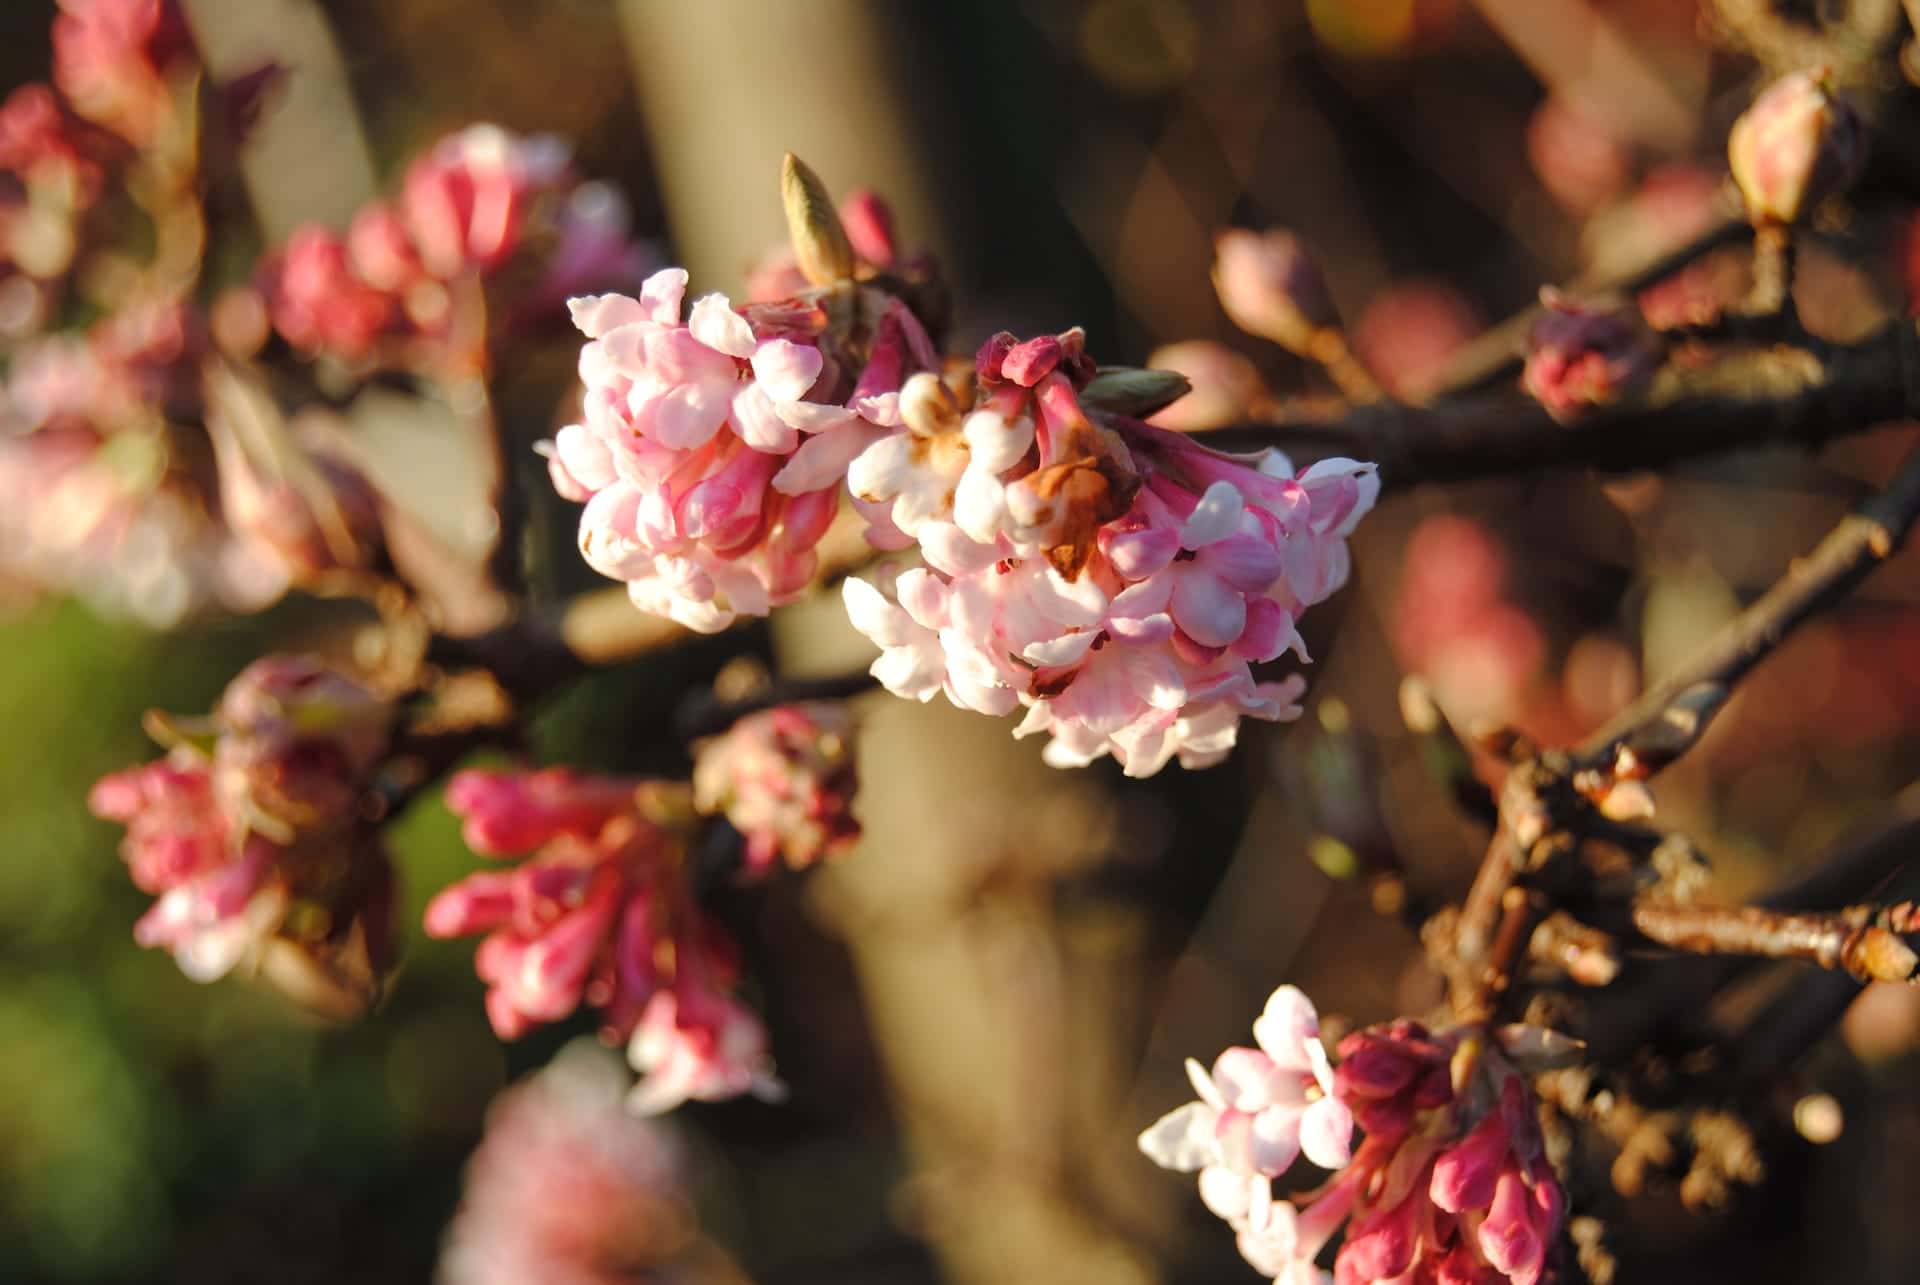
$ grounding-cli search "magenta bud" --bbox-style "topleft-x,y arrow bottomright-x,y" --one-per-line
1430,1104 -> 1512,1213
1002,334 -> 1062,387
1212,227 -> 1339,352
975,331 -> 1017,381
1727,69 -> 1863,226
838,187 -> 897,268
1477,1166 -> 1547,1284
1333,1037 -> 1420,1098
1521,288 -> 1656,422
1337,1191 -> 1420,1282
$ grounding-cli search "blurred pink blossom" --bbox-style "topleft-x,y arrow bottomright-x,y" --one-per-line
50,0 -> 195,146
1394,515 -> 1544,730
1351,282 -> 1479,401
1145,340 -> 1272,431
438,1039 -> 732,1285
692,702 -> 860,874
1521,289 -> 1657,421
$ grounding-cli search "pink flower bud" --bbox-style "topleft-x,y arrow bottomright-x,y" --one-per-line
1337,1188 -> 1421,1282
444,767 -> 639,855
838,187 -> 897,268
1727,69 -> 1863,227
1477,1166 -> 1547,1285
1002,334 -> 1063,387
1212,227 -> 1339,351
1521,289 -> 1656,422
1430,1102 -> 1513,1213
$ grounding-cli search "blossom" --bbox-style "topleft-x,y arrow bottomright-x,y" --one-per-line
691,701 -> 860,874
50,0 -> 195,147
438,1039 -> 726,1285
1139,986 -> 1354,1232
424,766 -> 786,1114
259,125 -> 655,365
89,656 -> 397,1002
1521,289 -> 1656,422
547,266 -> 872,632
842,338 -> 1373,776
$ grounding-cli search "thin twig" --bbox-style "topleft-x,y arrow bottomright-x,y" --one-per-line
1629,898 -> 1920,982
1571,441 -> 1920,775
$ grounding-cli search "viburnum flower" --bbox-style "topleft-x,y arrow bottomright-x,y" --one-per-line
88,656 -> 398,1004
1138,986 -> 1355,1236
691,701 -> 861,874
841,329 -> 1375,776
1727,69 -> 1863,228
438,1038 -> 733,1285
544,266 -> 876,632
260,125 -> 654,365
423,766 -> 786,1114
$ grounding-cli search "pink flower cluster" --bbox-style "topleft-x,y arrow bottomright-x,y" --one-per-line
691,701 -> 861,874
49,0 -> 196,148
424,766 -> 785,1115
841,330 -> 1376,776
0,301 -> 288,624
263,125 -> 654,364
545,267 -> 887,632
1137,986 -> 1355,1249
1142,1002 -> 1569,1285
88,656 -> 396,991
438,1039 -> 710,1285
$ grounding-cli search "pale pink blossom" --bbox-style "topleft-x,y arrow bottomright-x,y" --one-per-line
626,984 -> 786,1116
50,0 -> 195,146
549,266 -> 867,631
1138,986 -> 1354,1235
843,369 -> 1372,776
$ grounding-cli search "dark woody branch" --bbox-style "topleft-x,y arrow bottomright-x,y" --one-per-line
1208,317 -> 1920,489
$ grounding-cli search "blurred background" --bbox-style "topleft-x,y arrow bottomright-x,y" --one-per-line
8,0 -> 1920,1281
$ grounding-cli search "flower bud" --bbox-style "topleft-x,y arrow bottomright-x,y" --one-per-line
1727,69 -> 1863,227
1521,289 -> 1656,422
692,702 -> 860,875
838,187 -> 897,268
1212,227 -> 1339,352
780,153 -> 856,286
1430,1103 -> 1512,1213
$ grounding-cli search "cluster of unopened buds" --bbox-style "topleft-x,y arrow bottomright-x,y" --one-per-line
423,765 -> 787,1115
1141,990 -> 1570,1285
546,158 -> 1377,776
261,123 -> 655,366
88,656 -> 398,1011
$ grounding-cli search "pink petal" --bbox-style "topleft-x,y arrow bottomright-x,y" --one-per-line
637,267 -> 689,323
647,381 -> 731,449
1298,1096 -> 1353,1170
1171,571 -> 1247,648
731,383 -> 799,454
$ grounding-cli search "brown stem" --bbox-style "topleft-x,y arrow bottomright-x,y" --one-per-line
1571,441 -> 1920,775
1204,317 -> 1920,488
1629,899 -> 1920,982
1529,911 -> 1622,986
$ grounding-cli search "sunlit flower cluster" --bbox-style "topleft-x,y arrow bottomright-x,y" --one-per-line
88,656 -> 397,1002
1143,997 -> 1570,1285
691,701 -> 861,874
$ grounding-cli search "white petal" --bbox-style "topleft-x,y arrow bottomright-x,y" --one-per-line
772,423 -> 888,494
1137,1101 -> 1217,1173
842,577 -> 915,648
1022,630 -> 1099,668
750,338 -> 824,403
962,409 -> 1034,474
1298,1096 -> 1353,1171
648,380 -> 730,449
567,292 -> 645,339
637,267 -> 689,324
687,292 -> 756,357
1181,480 -> 1246,547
